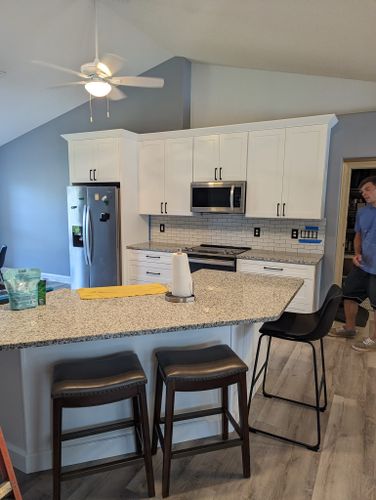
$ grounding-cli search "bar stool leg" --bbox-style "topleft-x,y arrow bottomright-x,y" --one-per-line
320,338 -> 328,411
221,386 -> 229,440
132,396 -> 142,455
151,368 -> 163,455
262,336 -> 272,397
138,386 -> 156,498
52,399 -> 62,500
162,383 -> 175,498
238,374 -> 251,478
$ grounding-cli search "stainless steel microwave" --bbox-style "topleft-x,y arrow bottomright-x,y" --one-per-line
191,181 -> 246,214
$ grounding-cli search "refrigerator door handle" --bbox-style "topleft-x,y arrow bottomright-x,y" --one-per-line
87,206 -> 93,266
82,204 -> 89,265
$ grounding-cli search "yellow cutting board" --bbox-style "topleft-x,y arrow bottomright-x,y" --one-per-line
77,283 -> 168,300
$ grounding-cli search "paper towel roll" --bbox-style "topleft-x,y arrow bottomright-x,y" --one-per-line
171,252 -> 193,298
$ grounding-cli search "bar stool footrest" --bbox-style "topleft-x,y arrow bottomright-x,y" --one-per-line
249,425 -> 319,451
61,418 -> 136,441
61,452 -> 145,481
172,437 -> 243,460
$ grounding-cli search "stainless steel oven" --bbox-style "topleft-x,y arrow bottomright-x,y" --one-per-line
191,181 -> 246,214
185,244 -> 250,272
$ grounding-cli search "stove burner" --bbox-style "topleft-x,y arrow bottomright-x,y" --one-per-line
186,244 -> 250,257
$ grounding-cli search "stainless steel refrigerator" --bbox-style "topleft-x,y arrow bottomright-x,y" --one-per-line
67,185 -> 120,289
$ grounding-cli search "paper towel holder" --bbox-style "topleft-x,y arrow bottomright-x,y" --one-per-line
165,292 -> 195,303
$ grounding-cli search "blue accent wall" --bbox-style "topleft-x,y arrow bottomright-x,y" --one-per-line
0,57 -> 191,275
324,111 -> 376,294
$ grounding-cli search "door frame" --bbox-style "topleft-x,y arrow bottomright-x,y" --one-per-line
334,159 -> 376,284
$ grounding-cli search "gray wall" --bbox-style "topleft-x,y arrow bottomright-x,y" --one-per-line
324,111 -> 376,293
0,57 -> 191,275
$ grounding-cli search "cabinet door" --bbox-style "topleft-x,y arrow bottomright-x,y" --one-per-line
245,129 -> 285,218
219,133 -> 247,181
193,135 -> 219,181
138,141 -> 165,215
282,125 -> 327,219
69,140 -> 95,183
164,138 -> 193,216
94,138 -> 120,182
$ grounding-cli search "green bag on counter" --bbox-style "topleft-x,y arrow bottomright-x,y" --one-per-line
3,268 -> 41,310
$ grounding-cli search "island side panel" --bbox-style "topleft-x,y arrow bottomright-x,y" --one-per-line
1,324 -> 267,473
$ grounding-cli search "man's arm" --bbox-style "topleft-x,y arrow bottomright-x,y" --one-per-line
353,232 -> 362,266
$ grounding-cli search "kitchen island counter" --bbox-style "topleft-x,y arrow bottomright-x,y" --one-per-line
0,270 -> 302,350
0,269 -> 302,474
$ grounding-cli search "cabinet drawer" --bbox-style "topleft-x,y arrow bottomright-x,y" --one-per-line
237,259 -> 315,280
127,249 -> 173,266
237,259 -> 316,313
128,263 -> 172,284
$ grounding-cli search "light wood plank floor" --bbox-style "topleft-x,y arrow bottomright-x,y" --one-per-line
12,322 -> 376,499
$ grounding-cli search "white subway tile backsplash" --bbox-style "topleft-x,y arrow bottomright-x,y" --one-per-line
150,214 -> 325,255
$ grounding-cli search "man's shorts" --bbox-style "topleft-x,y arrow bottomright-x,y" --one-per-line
343,266 -> 376,310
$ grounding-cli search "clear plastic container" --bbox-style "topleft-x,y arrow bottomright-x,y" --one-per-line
3,268 -> 41,310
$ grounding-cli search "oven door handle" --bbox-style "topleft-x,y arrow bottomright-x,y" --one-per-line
230,184 -> 235,209
189,258 -> 235,267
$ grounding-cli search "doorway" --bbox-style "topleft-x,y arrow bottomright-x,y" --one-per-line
334,160 -> 376,333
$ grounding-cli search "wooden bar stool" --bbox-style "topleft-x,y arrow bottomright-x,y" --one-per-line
152,344 -> 250,498
51,352 -> 155,500
0,427 -> 22,500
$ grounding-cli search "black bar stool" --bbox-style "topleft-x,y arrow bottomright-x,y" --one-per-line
248,284 -> 342,451
151,344 -> 250,498
51,352 -> 155,500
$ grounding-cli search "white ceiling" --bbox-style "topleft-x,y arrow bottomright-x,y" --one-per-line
1,0 -> 376,147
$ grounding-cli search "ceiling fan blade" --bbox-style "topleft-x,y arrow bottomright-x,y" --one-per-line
108,86 -> 127,101
49,81 -> 87,89
111,76 -> 164,88
100,53 -> 125,76
96,61 -> 112,78
32,60 -> 89,79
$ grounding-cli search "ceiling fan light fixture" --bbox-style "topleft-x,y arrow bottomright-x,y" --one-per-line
84,80 -> 111,97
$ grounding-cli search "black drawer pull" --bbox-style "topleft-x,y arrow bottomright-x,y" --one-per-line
263,266 -> 284,272
146,255 -> 160,259
146,271 -> 161,275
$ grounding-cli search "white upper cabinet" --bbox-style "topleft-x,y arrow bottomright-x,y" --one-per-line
282,125 -> 327,219
164,138 -> 193,216
246,124 -> 329,219
68,138 -> 120,183
138,141 -> 165,215
193,132 -> 247,182
246,129 -> 285,218
138,138 -> 193,216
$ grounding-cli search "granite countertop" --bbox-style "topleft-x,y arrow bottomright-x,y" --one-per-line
127,242 -> 190,253
237,249 -> 323,265
0,270 -> 302,350
127,241 -> 323,265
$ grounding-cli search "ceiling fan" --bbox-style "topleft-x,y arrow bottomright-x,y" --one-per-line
32,0 -> 164,102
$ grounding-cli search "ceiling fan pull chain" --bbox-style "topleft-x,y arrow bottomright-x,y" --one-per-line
106,97 -> 110,118
89,94 -> 93,123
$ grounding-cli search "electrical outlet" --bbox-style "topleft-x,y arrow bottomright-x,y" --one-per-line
254,227 -> 261,237
159,224 -> 165,233
291,229 -> 299,239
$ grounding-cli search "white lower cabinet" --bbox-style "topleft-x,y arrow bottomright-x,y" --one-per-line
127,249 -> 172,284
237,259 -> 321,313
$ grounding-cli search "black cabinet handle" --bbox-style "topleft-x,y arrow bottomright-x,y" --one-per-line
146,271 -> 161,275
214,167 -> 218,180
219,167 -> 223,180
165,202 -> 167,214
93,169 -> 97,181
277,203 -> 280,216
146,255 -> 160,259
160,202 -> 163,214
282,203 -> 286,216
89,169 -> 93,181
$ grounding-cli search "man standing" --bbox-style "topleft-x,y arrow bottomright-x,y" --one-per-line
329,176 -> 376,351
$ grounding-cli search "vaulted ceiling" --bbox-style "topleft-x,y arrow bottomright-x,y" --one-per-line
1,0 -> 375,147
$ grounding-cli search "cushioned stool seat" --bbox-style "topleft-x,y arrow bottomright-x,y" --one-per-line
51,352 -> 154,500
152,344 -> 250,498
156,344 -> 247,381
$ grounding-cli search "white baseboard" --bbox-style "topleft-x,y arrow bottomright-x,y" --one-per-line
41,273 -> 71,284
